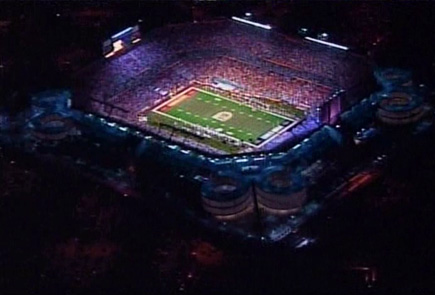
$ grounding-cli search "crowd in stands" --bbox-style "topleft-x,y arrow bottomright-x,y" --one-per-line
191,56 -> 333,108
79,19 -> 370,128
152,21 -> 370,86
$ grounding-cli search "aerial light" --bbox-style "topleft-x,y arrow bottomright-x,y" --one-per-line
231,16 -> 272,30
111,27 -> 133,39
304,37 -> 349,51
298,28 -> 309,36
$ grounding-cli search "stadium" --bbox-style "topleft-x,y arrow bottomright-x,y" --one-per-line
75,18 -> 372,155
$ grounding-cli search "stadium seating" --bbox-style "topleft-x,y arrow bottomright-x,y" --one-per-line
80,20 -> 369,130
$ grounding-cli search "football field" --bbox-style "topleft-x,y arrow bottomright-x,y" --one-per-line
148,87 -> 293,146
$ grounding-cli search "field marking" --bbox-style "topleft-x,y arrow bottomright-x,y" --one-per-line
152,109 -> 257,148
151,87 -> 196,112
149,86 -> 300,149
168,95 -> 188,107
256,119 -> 300,148
195,87 -> 292,120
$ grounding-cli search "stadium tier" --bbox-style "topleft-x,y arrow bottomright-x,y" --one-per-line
76,19 -> 371,155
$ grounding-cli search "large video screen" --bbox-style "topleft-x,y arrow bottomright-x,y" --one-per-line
102,25 -> 141,58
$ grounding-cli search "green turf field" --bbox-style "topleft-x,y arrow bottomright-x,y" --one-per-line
150,88 -> 292,144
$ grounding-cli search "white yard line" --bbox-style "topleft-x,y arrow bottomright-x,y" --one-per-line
150,87 -> 195,112
152,109 -> 257,148
195,87 -> 293,120
256,119 -> 300,148
149,85 -> 301,149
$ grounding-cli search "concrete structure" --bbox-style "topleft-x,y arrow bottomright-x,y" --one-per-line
29,112 -> 75,141
256,166 -> 307,216
377,91 -> 425,126
201,171 -> 252,218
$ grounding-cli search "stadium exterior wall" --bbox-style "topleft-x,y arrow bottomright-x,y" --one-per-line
201,189 -> 252,217
376,91 -> 426,126
255,166 -> 308,216
201,172 -> 252,218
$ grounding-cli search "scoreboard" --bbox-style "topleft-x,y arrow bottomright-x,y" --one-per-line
103,25 -> 141,58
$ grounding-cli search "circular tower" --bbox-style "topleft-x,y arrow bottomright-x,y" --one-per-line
201,171 -> 252,219
376,91 -> 425,126
256,166 -> 307,216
